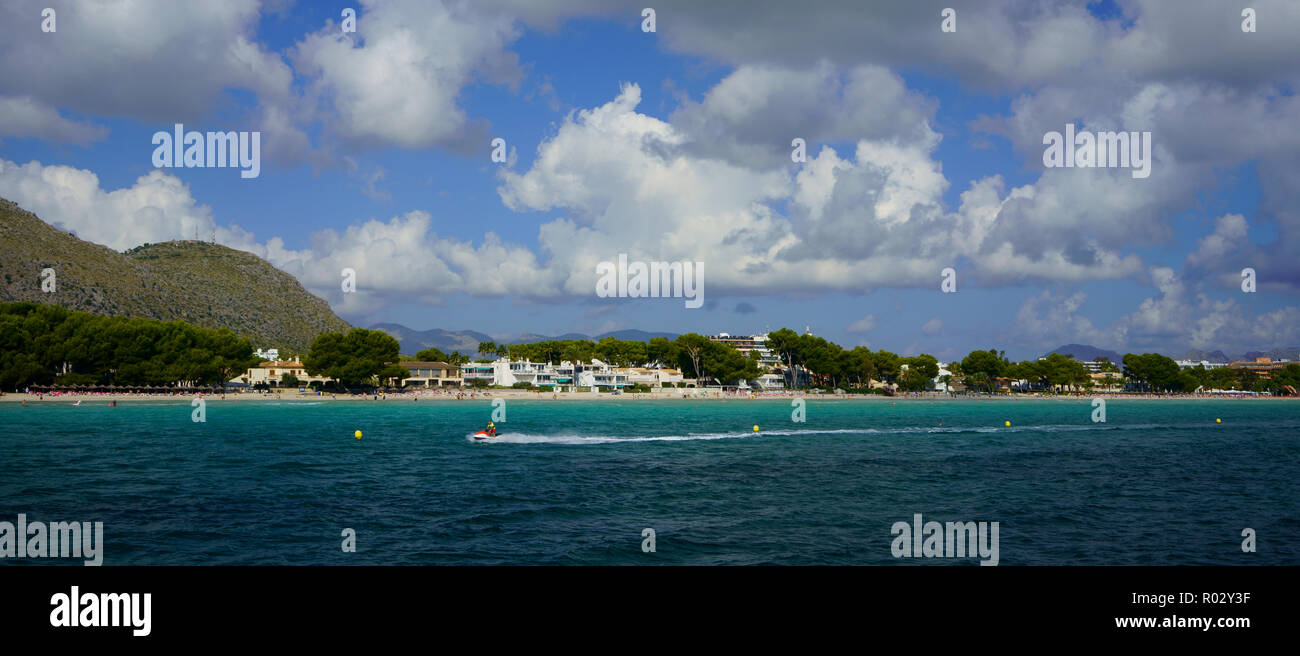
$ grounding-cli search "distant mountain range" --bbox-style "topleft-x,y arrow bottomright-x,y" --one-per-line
1045,344 -> 1300,364
1237,347 -> 1300,362
369,323 -> 495,357
372,323 -> 678,357
1180,348 -> 1232,363
0,198 -> 351,351
1043,344 -> 1124,363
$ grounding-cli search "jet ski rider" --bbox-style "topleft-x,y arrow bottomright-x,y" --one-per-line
486,421 -> 496,437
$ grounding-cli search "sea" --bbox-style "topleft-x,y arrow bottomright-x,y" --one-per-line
1,397 -> 1297,565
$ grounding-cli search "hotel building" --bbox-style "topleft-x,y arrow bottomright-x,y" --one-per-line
229,357 -> 332,388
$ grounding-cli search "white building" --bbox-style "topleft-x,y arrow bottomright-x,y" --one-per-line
1175,359 -> 1228,370
707,333 -> 781,367
229,357 -> 330,388
624,367 -> 686,387
459,359 -> 573,387
459,357 -> 665,390
576,359 -> 629,390
254,348 -> 279,361
932,363 -> 954,393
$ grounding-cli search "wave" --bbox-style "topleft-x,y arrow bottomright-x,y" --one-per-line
467,431 -> 761,445
465,422 -> 1204,445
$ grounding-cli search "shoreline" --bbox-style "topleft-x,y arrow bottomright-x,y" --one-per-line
1,390 -> 1291,403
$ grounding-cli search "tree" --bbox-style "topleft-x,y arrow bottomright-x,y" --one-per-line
415,347 -> 448,362
477,341 -> 496,359
280,372 -> 299,388
848,346 -> 876,387
646,337 -> 679,368
960,349 -> 1006,392
675,333 -> 712,383
0,302 -> 257,388
766,328 -> 803,385
898,368 -> 931,391
595,337 -> 646,367
702,340 -> 760,385
904,354 -> 939,380
896,355 -> 939,392
1122,353 -> 1183,393
871,350 -> 902,384
804,336 -> 851,387
378,364 -> 411,388
305,328 -> 401,388
1037,353 -> 1089,393
560,339 -> 597,365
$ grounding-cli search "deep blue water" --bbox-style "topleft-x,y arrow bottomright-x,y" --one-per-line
1,397 -> 1297,565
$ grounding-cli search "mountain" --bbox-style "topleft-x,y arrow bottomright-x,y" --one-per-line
509,329 -> 679,344
595,329 -> 679,342
0,197 -> 351,351
1043,344 -> 1123,363
371,323 -> 494,357
1181,349 -> 1231,363
373,322 -> 679,356
1240,347 -> 1300,362
512,332 -> 591,344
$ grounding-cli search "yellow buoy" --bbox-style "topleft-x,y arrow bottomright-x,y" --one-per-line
753,425 -> 759,432
354,430 -> 363,439
1004,421 -> 1011,427
1216,418 -> 1221,424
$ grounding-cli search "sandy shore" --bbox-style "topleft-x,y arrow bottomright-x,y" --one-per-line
0,389 -> 1290,403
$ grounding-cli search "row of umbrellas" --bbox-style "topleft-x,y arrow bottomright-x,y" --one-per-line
25,384 -> 229,392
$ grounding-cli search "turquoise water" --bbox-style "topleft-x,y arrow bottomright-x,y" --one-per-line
1,397 -> 1297,565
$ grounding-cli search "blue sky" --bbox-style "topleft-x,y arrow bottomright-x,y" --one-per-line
2,0 -> 1298,361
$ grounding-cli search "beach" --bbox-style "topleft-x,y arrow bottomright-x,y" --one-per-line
0,388 -> 1291,403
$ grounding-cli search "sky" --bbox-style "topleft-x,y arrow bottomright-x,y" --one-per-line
1,0 -> 1298,361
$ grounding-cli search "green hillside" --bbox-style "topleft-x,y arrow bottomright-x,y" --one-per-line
0,197 -> 351,351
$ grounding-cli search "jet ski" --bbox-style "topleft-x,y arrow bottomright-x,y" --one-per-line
472,430 -> 499,440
